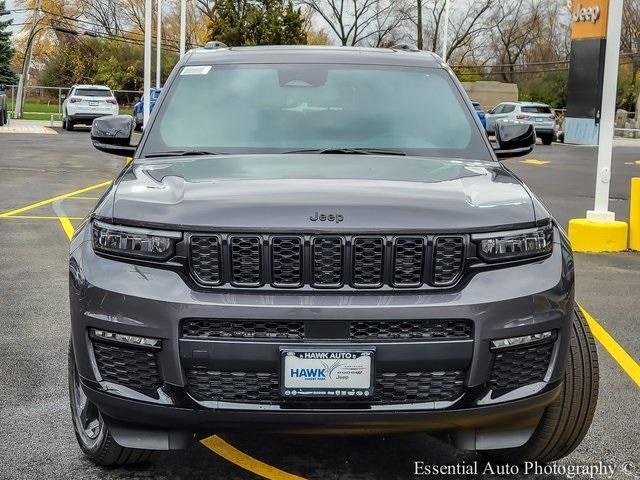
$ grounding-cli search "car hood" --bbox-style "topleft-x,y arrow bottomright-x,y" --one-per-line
109,154 -> 536,231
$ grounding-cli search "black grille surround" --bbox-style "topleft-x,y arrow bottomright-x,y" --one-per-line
181,318 -> 472,341
188,233 -> 466,290
186,369 -> 465,405
92,342 -> 161,396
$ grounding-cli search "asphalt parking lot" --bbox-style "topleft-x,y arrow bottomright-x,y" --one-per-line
0,128 -> 639,480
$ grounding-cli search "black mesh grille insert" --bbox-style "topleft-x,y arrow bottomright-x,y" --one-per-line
271,237 -> 303,287
392,237 -> 425,287
373,371 -> 465,403
312,237 -> 343,286
230,236 -> 262,286
187,370 -> 280,403
93,342 -> 161,395
182,319 -> 305,339
489,342 -> 554,392
350,320 -> 472,340
186,369 -> 465,404
433,237 -> 464,285
352,237 -> 385,287
190,236 -> 221,285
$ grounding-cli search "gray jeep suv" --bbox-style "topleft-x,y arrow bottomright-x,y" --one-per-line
68,46 -> 598,466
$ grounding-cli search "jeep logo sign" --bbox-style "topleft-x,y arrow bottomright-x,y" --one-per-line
572,4 -> 600,23
309,211 -> 344,223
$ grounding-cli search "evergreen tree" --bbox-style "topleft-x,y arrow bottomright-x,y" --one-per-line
207,0 -> 307,47
0,0 -> 18,85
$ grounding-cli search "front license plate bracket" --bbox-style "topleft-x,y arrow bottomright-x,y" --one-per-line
280,347 -> 375,400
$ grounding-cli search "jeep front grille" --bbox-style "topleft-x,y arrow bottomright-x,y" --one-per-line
189,234 -> 465,290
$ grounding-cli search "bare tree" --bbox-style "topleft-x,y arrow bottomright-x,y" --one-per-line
489,0 -> 542,82
401,0 -> 494,61
298,0 -> 389,46
368,0 -> 409,47
77,0 -> 122,35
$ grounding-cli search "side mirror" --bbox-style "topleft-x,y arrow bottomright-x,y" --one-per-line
493,121 -> 535,159
61,94 -> 66,99
91,115 -> 137,157
134,96 -> 140,102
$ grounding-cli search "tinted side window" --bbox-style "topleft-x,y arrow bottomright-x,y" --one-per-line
492,105 -> 504,114
522,106 -> 552,114
502,104 -> 516,113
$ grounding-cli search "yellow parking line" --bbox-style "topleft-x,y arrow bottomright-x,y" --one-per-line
520,159 -> 551,166
0,215 -> 84,220
201,435 -> 306,480
58,217 -> 75,240
0,180 -> 112,217
579,305 -> 640,387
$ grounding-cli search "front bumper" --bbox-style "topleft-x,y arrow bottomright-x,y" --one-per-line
69,226 -> 574,447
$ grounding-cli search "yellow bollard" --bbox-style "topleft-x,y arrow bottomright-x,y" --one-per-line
630,178 -> 640,251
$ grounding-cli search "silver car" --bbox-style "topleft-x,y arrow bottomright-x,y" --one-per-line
486,101 -> 556,145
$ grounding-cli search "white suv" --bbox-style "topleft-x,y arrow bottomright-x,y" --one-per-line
62,85 -> 119,131
485,101 -> 556,145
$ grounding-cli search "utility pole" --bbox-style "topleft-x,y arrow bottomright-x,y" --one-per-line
179,0 -> 186,57
156,0 -> 162,88
15,0 -> 41,118
144,0 -> 152,127
441,0 -> 450,62
416,0 -> 423,50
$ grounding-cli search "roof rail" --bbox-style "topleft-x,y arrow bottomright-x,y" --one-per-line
391,43 -> 420,52
204,41 -> 228,50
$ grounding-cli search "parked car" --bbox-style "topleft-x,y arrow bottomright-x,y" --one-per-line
133,88 -> 162,131
0,84 -> 7,126
471,100 -> 486,129
62,84 -> 119,131
485,101 -> 555,145
70,46 -> 597,467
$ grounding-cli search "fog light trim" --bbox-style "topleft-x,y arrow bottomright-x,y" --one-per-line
490,330 -> 555,351
90,328 -> 161,349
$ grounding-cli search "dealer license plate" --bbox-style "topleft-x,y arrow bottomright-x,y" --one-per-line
281,348 -> 374,399
89,101 -> 99,106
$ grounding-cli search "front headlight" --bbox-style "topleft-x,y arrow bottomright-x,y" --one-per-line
473,223 -> 553,262
92,220 -> 181,260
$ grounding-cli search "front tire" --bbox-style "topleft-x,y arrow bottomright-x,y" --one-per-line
68,341 -> 157,466
484,307 -> 599,463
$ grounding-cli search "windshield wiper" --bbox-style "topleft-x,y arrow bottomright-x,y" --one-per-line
143,150 -> 223,158
282,147 -> 406,156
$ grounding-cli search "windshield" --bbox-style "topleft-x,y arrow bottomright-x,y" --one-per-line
141,63 -> 491,160
75,88 -> 112,97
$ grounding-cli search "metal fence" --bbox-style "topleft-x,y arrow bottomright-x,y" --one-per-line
3,85 -> 141,120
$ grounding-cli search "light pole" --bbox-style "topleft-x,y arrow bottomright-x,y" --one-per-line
156,0 -> 162,88
179,0 -> 186,57
441,0 -> 450,62
15,0 -> 42,119
143,0 -> 152,127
